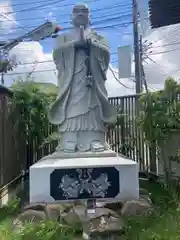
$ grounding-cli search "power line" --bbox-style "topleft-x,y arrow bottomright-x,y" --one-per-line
150,26 -> 180,46
7,0 -> 66,14
3,0 -> 58,8
4,62 -> 115,76
6,53 -> 117,67
5,65 -> 133,87
5,68 -> 57,75
0,25 -> 130,42
0,12 -> 26,31
0,12 -> 132,31
147,41 -> 180,49
6,0 -> 116,14
148,48 -> 180,55
108,65 -> 134,89
0,21 -> 133,37
3,3 -> 131,22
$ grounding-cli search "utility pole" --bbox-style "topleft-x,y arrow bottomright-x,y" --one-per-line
132,0 -> 142,94
139,35 -> 148,92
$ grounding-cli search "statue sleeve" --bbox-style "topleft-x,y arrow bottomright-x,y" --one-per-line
93,35 -> 109,54
91,34 -> 110,77
53,34 -> 75,71
52,33 -> 75,89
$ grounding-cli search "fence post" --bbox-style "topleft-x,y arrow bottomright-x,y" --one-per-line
120,98 -> 126,154
149,141 -> 157,173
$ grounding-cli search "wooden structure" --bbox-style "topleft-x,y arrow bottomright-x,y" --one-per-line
0,86 -> 26,191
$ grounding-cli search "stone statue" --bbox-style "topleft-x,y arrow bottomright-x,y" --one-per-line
48,3 -> 117,153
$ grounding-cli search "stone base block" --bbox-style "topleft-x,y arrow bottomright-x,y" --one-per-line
30,154 -> 139,203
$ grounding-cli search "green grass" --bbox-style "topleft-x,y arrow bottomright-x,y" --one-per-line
124,181 -> 180,240
0,198 -> 81,240
0,181 -> 180,239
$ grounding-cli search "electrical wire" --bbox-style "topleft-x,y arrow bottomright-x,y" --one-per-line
6,0 -> 69,14
5,68 -> 57,75
4,64 -> 116,76
2,3 -> 132,23
145,40 -> 180,50
145,23 -> 180,51
4,53 -> 117,70
3,0 -> 62,8
0,12 -> 25,31
0,21 -> 133,37
4,55 -> 121,77
5,66 -> 135,94
0,12 -> 132,31
108,65 -> 134,89
148,48 -> 180,55
4,52 -> 116,66
6,0 -> 126,14
9,0 -> 127,8
4,52 -> 116,67
150,27 -> 180,47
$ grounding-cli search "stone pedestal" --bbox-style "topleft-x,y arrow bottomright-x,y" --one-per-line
30,151 -> 139,203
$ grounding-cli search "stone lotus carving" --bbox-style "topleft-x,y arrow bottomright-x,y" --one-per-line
59,168 -> 111,199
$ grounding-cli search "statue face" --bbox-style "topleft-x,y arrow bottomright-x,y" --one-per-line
72,4 -> 90,27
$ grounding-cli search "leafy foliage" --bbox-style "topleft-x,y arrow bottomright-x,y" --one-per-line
10,80 -> 58,157
139,77 -> 180,144
0,54 -> 17,84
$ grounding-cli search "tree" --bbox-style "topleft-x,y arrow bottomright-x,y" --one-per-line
0,53 -> 17,85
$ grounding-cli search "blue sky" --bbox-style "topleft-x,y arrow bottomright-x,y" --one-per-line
12,0 -> 135,66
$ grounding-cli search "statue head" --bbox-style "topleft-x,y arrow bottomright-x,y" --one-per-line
71,3 -> 91,28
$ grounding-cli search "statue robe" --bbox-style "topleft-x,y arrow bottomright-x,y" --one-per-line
48,28 -> 117,132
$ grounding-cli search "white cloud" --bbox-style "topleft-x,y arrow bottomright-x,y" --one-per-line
4,41 -> 57,86
0,1 -> 17,39
142,24 -> 180,87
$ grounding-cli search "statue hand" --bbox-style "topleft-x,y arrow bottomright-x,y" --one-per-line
74,40 -> 86,49
74,39 -> 91,49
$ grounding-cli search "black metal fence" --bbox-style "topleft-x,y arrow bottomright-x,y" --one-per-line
108,95 -> 156,173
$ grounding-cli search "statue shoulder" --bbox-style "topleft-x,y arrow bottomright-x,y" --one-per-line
54,32 -> 71,48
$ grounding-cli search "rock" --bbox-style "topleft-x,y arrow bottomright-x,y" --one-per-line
81,208 -> 125,239
23,203 -> 46,212
96,189 -> 153,217
61,207 -> 82,226
139,188 -> 149,196
121,198 -> 153,217
23,203 -> 61,221
12,209 -> 47,232
45,204 -> 61,221
62,203 -> 76,211
12,203 -> 62,232
16,209 -> 47,222
140,194 -> 152,205
140,188 -> 152,204
96,199 -> 123,214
